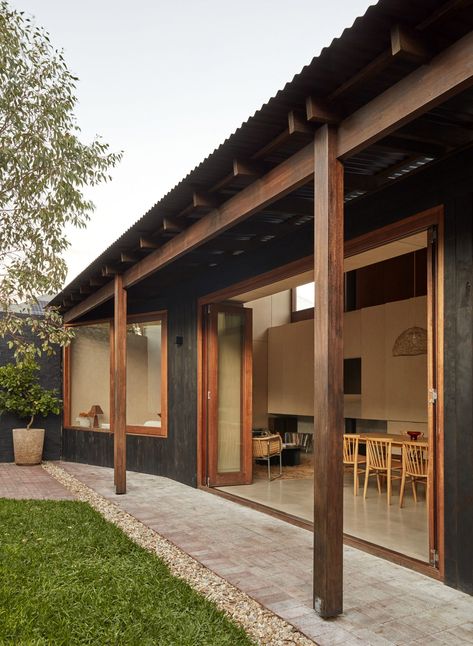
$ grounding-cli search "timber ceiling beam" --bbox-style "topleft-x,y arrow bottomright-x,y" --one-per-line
102,265 -> 121,277
337,29 -> 473,159
120,252 -> 139,263
390,25 -> 431,63
162,217 -> 182,234
123,143 -> 315,288
306,98 -> 340,125
64,281 -> 114,323
312,24 -> 431,110
253,111 -> 315,160
139,236 -> 160,250
192,191 -> 219,210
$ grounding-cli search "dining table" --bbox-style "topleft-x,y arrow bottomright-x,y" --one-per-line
359,432 -> 428,447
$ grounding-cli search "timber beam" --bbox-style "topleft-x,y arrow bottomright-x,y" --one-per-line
63,281 -> 114,323
306,98 -> 341,125
139,236 -> 160,250
322,24 -> 431,106
102,265 -> 121,277
390,24 -> 431,63
120,252 -> 139,263
123,143 -> 314,288
337,29 -> 473,158
192,192 -> 219,210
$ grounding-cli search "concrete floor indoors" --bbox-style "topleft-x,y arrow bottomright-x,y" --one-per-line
57,462 -> 473,645
218,469 -> 429,562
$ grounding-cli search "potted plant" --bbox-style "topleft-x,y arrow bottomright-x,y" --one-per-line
0,360 -> 62,465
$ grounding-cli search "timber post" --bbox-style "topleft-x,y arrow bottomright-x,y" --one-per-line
113,273 -> 127,494
313,124 -> 344,617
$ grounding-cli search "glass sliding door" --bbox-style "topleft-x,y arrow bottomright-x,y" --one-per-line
206,304 -> 252,486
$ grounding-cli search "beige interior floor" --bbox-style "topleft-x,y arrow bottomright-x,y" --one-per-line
218,473 -> 429,562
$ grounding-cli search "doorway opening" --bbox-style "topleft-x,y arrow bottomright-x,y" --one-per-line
200,209 -> 443,574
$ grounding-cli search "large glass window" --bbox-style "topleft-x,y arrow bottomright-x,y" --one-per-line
126,316 -> 167,434
70,323 -> 111,429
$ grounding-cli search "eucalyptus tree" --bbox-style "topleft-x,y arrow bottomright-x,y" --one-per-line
0,1 -> 122,358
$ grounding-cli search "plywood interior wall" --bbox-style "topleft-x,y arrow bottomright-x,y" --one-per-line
245,291 -> 291,428
268,296 -> 427,426
268,318 -> 314,416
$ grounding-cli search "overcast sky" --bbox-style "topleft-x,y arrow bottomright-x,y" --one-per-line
12,0 -> 372,285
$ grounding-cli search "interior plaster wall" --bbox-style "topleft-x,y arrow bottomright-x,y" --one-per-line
246,291 -> 291,428
268,296 -> 427,430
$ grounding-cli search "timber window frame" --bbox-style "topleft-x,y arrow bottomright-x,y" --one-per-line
63,310 -> 168,438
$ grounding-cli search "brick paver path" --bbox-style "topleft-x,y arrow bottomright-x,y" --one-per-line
60,462 -> 473,645
0,463 -> 75,500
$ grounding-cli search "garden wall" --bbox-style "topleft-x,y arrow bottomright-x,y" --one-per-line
0,315 -> 62,462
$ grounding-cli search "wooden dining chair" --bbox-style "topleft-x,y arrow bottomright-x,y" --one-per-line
343,434 -> 366,496
399,441 -> 429,508
363,438 -> 402,505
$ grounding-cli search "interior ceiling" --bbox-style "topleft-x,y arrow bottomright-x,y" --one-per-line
53,1 -> 473,312
228,231 -> 428,304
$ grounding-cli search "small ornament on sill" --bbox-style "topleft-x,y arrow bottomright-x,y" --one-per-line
87,404 -> 104,428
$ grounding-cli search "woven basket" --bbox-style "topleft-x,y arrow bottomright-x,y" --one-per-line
12,428 -> 45,465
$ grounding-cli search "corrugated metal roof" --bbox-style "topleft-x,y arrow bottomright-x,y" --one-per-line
52,0 -> 470,307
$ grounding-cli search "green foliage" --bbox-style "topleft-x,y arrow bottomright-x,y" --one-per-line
0,360 -> 61,428
0,2 -> 122,359
0,500 -> 254,645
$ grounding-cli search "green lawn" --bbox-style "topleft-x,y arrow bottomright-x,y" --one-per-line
0,499 -> 254,645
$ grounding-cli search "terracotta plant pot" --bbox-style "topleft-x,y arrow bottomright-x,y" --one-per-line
12,428 -> 45,465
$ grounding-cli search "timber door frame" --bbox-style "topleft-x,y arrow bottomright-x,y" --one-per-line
344,205 -> 445,579
196,204 -> 444,579
203,303 -> 253,487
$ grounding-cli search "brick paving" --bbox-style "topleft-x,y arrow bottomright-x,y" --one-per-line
0,462 -> 75,500
59,462 -> 473,646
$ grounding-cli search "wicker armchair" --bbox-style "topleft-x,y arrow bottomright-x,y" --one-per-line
252,434 -> 282,480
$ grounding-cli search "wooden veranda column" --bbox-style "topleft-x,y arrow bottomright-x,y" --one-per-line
313,124 -> 344,618
113,274 -> 127,494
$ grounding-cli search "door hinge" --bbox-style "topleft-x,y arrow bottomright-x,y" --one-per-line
430,548 -> 439,566
207,390 -> 211,400
429,228 -> 437,244
206,476 -> 210,487
429,388 -> 438,404
206,304 -> 211,315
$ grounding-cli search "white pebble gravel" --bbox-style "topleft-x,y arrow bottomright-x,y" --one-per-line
42,461 -> 316,646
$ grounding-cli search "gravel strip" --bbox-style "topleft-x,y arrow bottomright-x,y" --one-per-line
42,462 -> 316,646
